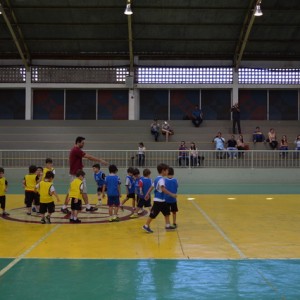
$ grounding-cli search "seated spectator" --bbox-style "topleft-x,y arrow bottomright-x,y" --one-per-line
226,135 -> 238,159
294,135 -> 300,150
279,135 -> 288,158
213,132 -> 225,159
161,121 -> 174,142
191,105 -> 203,127
237,134 -> 249,158
150,119 -> 160,142
252,126 -> 265,143
178,141 -> 189,167
189,142 -> 199,167
267,128 -> 278,150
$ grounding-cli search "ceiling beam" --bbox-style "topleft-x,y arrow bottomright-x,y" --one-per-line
0,0 -> 31,71
233,0 -> 262,71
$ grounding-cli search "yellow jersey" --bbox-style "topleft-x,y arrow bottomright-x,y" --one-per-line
42,167 -> 55,181
24,174 -> 37,192
69,178 -> 83,200
0,177 -> 7,196
38,181 -> 54,204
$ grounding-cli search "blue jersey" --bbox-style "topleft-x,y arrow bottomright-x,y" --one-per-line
153,176 -> 165,202
105,174 -> 121,197
164,177 -> 178,203
134,177 -> 141,196
139,177 -> 152,199
94,171 -> 106,187
125,175 -> 135,194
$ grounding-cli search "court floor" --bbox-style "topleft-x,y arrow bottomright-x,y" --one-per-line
1,193 -> 300,299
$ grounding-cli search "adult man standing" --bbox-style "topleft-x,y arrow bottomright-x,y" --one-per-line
191,105 -> 203,127
231,103 -> 241,134
61,136 -> 108,214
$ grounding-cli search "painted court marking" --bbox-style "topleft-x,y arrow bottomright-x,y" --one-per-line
0,224 -> 61,277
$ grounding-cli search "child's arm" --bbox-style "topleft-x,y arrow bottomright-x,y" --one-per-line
51,191 -> 60,202
138,180 -> 143,196
101,184 -> 106,198
5,180 -> 8,193
118,184 -> 121,197
161,186 -> 177,199
144,186 -> 154,200
22,178 -> 26,189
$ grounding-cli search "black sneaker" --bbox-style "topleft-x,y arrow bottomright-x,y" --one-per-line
86,206 -> 98,212
61,208 -> 70,214
173,223 -> 177,228
41,218 -> 46,224
2,212 -> 10,216
26,212 -> 31,216
73,219 -> 81,223
46,215 -> 51,224
69,218 -> 74,223
165,225 -> 176,230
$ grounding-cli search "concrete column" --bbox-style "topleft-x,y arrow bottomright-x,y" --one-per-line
128,88 -> 139,120
232,69 -> 239,105
25,70 -> 32,120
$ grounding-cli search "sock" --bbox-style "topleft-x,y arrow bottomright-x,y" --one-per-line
86,204 -> 91,209
166,224 -> 170,228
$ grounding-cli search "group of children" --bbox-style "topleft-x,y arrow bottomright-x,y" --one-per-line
1,158 -> 179,231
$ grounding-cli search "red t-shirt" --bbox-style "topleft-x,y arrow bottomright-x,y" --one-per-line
69,146 -> 86,175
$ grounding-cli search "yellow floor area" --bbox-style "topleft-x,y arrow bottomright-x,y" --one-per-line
1,194 -> 300,259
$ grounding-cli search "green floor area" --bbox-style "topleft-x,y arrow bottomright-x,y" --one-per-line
7,183 -> 300,195
1,259 -> 299,299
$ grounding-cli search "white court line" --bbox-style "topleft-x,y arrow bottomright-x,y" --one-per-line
192,201 -> 247,259
0,224 -> 61,277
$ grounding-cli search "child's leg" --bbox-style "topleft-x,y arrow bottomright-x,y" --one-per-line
172,212 -> 176,225
73,210 -> 78,219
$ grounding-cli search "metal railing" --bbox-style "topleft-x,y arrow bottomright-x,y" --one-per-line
0,150 -> 299,169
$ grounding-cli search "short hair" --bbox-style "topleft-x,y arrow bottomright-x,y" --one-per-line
45,158 -> 53,164
168,167 -> 174,176
93,163 -> 101,169
127,167 -> 134,174
157,163 -> 169,174
75,136 -> 85,144
143,168 -> 151,176
133,168 -> 140,176
29,165 -> 37,173
45,171 -> 54,179
109,164 -> 118,173
76,170 -> 85,177
37,166 -> 43,171
0,167 -> 4,173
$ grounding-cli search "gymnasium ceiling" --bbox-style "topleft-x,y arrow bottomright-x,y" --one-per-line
0,0 -> 300,68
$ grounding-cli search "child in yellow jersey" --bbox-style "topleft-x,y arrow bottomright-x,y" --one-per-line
23,165 -> 38,215
42,158 -> 55,181
36,171 -> 60,224
69,170 -> 85,223
0,167 -> 9,216
32,166 -> 43,213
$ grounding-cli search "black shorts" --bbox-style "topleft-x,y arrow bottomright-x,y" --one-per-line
34,193 -> 40,205
24,191 -> 36,208
166,202 -> 178,213
40,202 -> 55,214
71,198 -> 82,211
97,186 -> 107,193
137,197 -> 151,209
149,201 -> 170,219
0,195 -> 6,209
126,193 -> 135,199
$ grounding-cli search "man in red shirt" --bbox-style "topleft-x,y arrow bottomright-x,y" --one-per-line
61,136 -> 108,214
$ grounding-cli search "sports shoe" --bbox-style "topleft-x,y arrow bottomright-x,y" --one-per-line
113,217 -> 120,222
46,215 -> 51,224
40,218 -> 46,224
173,223 -> 177,228
61,208 -> 70,214
98,200 -> 102,206
2,212 -> 10,216
130,214 -> 138,218
108,218 -> 114,222
165,225 -> 176,230
26,212 -> 31,216
142,225 -> 153,233
73,219 -> 81,223
69,218 -> 74,223
32,207 -> 36,213
86,206 -> 98,212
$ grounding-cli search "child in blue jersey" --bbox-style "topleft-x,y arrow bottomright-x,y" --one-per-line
133,168 -> 152,217
92,164 -> 106,206
120,167 -> 135,211
164,167 -> 179,228
142,163 -> 177,233
103,164 -> 121,222
130,168 -> 142,218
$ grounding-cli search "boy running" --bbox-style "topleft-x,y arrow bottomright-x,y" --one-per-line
120,167 -> 135,211
92,163 -> 106,206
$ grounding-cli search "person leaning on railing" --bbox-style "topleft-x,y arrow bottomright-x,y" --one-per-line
279,135 -> 288,158
213,132 -> 226,159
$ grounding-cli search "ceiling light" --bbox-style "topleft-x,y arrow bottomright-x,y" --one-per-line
254,4 -> 263,17
124,3 -> 133,15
